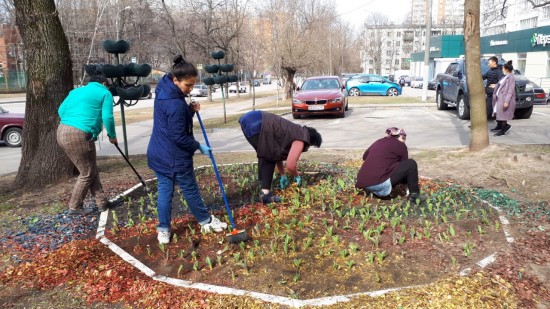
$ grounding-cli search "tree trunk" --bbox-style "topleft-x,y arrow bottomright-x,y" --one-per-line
281,67 -> 295,100
14,0 -> 75,188
464,0 -> 489,151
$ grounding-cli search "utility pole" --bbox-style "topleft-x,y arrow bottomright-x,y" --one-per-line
421,0 -> 433,102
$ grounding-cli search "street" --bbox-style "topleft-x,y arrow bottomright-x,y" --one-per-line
1,86 -> 550,176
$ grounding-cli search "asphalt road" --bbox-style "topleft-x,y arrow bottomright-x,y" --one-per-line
1,86 -> 550,176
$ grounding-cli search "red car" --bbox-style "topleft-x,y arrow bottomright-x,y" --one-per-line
0,105 -> 24,147
292,76 -> 348,119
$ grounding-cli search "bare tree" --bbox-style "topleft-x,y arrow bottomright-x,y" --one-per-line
14,0 -> 75,188
464,0 -> 490,151
261,0 -> 334,99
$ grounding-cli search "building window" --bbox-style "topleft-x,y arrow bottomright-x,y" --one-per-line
387,31 -> 392,37
544,7 -> 550,19
387,41 -> 392,47
395,59 -> 400,65
386,50 -> 392,56
395,41 -> 400,47
369,60 -> 374,65
397,32 -> 401,37
386,59 -> 392,65
518,53 -> 526,74
520,17 -> 538,30
369,69 -> 374,74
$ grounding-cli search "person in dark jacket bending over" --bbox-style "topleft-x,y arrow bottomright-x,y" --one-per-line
482,56 -> 504,131
239,111 -> 323,204
355,127 -> 427,204
147,55 -> 227,244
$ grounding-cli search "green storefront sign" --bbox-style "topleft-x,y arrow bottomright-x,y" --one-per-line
411,35 -> 464,61
481,25 -> 550,53
411,26 -> 550,61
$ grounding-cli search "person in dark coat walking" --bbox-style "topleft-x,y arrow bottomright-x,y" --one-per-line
355,127 -> 427,204
238,111 -> 322,204
482,56 -> 504,130
147,55 -> 227,244
492,60 -> 516,136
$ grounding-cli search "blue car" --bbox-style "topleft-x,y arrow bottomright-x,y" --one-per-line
346,74 -> 402,96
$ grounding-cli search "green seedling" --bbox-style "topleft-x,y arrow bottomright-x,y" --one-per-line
376,250 -> 387,264
191,250 -> 198,261
463,241 -> 475,257
451,256 -> 457,268
178,249 -> 185,259
293,258 -> 303,269
449,224 -> 456,237
477,225 -> 485,235
193,261 -> 199,271
146,245 -> 152,257
239,241 -> 246,250
177,264 -> 184,277
346,260 -> 356,270
332,261 -> 341,270
217,255 -> 223,266
206,257 -> 213,270
494,220 -> 501,230
293,273 -> 301,283
303,238 -> 313,250
233,252 -> 241,262
349,243 -> 359,253
254,240 -> 260,248
248,249 -> 255,259
367,252 -> 375,264
332,235 -> 341,245
340,249 -> 349,258
320,238 -> 327,247
325,226 -> 334,237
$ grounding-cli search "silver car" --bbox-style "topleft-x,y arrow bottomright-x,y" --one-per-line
190,84 -> 208,97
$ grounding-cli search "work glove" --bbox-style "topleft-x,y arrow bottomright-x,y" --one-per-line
280,175 -> 289,189
295,175 -> 302,186
198,144 -> 211,155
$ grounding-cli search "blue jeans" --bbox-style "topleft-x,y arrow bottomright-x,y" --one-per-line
155,170 -> 211,232
366,178 -> 392,197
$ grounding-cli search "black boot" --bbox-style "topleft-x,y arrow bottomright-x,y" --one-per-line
490,121 -> 502,132
494,124 -> 511,136
408,192 -> 427,205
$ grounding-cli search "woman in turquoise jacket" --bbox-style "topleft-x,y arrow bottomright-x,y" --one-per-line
57,75 -> 117,215
147,55 -> 227,244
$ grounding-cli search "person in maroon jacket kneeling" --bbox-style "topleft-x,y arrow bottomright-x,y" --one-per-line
355,127 -> 427,205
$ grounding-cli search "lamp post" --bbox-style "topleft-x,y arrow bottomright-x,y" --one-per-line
115,6 -> 131,42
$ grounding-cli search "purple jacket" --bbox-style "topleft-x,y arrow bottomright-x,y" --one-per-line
355,137 -> 408,188
492,73 -> 516,121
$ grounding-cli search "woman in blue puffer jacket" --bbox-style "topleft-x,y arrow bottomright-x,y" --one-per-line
147,55 -> 227,244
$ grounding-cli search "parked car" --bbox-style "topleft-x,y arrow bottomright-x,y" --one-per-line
292,76 -> 348,119
435,58 -> 534,119
340,73 -> 360,87
190,84 -> 208,97
262,77 -> 272,85
0,105 -> 24,147
522,79 -> 547,105
228,83 -> 247,93
346,74 -> 402,96
252,80 -> 261,87
427,78 -> 437,90
410,77 -> 424,88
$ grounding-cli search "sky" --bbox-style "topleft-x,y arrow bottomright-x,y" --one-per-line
335,0 -> 410,32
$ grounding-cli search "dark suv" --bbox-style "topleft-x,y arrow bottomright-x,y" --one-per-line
435,58 -> 534,119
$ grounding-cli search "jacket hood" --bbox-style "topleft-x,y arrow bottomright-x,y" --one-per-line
155,74 -> 185,100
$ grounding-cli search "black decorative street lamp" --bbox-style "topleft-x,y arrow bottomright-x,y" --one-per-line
203,50 -> 238,123
85,39 -> 151,157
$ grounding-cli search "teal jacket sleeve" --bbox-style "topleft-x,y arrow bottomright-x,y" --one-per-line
102,92 -> 116,138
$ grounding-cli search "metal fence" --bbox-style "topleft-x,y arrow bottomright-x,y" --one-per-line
0,71 -> 27,92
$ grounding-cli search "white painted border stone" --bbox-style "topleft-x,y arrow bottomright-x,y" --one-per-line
94,164 -> 515,307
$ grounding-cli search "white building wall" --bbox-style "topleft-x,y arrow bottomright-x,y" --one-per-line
524,51 -> 548,79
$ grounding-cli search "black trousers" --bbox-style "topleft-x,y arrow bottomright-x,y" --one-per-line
244,134 -> 277,190
389,159 -> 420,194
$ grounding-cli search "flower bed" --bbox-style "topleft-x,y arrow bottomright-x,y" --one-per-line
105,162 -> 509,300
